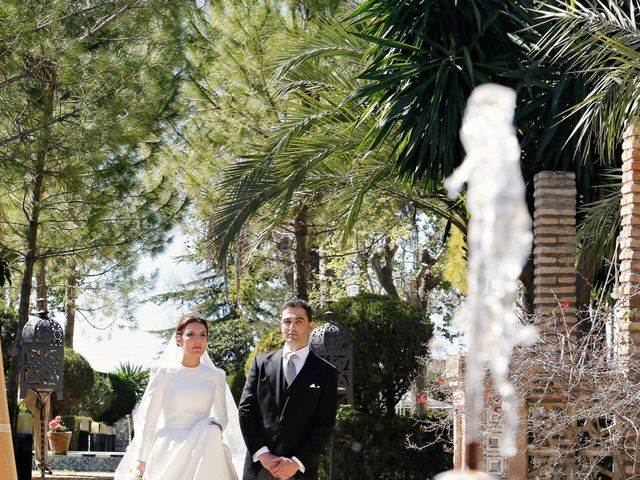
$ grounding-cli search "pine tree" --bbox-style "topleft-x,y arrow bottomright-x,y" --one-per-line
0,0 -> 193,424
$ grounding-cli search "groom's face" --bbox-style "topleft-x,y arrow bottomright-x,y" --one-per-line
281,306 -> 315,351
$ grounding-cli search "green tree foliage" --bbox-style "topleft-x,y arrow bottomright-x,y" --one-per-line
322,406 -> 452,480
244,327 -> 283,375
112,362 -> 149,401
349,0 -> 601,189
75,372 -> 114,420
208,317 -> 271,401
54,348 -> 95,416
0,0 -> 191,420
149,265 -> 274,400
324,293 -> 431,417
97,373 -> 138,425
0,304 -> 17,379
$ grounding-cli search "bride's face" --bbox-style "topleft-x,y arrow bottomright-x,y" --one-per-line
178,322 -> 208,359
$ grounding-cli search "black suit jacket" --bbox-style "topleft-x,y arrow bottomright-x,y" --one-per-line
239,348 -> 338,480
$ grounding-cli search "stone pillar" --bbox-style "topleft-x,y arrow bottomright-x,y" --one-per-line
533,171 -> 577,343
617,116 -> 640,478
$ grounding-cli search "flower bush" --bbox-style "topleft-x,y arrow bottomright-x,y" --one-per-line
48,415 -> 68,433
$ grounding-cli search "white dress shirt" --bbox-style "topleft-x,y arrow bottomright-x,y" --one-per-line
252,344 -> 311,472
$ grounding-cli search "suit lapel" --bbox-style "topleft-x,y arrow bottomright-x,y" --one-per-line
265,349 -> 284,410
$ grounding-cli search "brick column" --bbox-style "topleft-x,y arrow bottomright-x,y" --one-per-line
533,171 -> 577,343
617,116 -> 640,479
618,116 -> 640,371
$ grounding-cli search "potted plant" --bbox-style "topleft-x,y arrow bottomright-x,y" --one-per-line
47,416 -> 72,454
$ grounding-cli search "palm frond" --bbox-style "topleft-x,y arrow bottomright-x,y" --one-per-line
533,0 -> 640,163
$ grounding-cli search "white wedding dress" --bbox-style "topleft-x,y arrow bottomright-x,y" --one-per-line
115,344 -> 245,480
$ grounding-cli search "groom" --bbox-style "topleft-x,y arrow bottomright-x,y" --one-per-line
239,299 -> 338,480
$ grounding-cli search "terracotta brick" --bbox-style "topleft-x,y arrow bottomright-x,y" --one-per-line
619,238 -> 640,250
620,215 -> 640,226
534,171 -> 576,181
622,149 -> 640,162
622,169 -> 640,182
623,118 -> 640,138
534,236 -> 558,245
620,193 -> 640,206
621,205 -> 640,217
533,184 -> 576,194
534,286 -> 576,295
534,226 -> 576,236
534,266 -> 574,275
619,249 -> 640,260
533,216 -> 560,225
535,275 -> 559,285
621,183 -> 640,194
556,276 -> 577,284
533,208 -> 576,219
621,157 -> 640,169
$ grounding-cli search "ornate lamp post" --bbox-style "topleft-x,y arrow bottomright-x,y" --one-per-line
310,317 -> 353,405
19,310 -> 64,479
310,314 -> 353,480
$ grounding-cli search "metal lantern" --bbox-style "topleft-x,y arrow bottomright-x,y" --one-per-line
20,310 -> 65,479
310,320 -> 353,405
19,310 -> 64,400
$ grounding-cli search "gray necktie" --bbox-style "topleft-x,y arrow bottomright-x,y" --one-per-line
284,353 -> 298,386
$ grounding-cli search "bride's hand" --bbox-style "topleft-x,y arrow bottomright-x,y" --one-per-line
134,460 -> 145,477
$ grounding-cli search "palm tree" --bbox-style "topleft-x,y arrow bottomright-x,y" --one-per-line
348,1 -> 597,182
112,362 -> 149,401
208,17 -> 467,261
531,0 -> 640,295
347,0 -> 630,308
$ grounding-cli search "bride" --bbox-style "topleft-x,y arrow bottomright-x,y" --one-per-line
115,314 -> 246,480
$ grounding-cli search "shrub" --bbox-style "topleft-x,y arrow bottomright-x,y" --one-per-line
111,362 -> 149,401
0,304 -> 17,379
320,406 -> 452,480
244,327 -> 282,375
96,373 -> 137,425
322,293 -> 432,416
54,348 -> 95,415
75,372 -> 114,419
227,370 -> 247,404
209,318 -> 269,377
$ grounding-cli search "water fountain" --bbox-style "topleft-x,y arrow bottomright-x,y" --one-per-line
435,84 -> 537,479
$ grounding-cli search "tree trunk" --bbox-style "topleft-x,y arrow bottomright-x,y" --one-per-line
293,207 -> 309,300
408,248 -> 442,311
35,255 -> 47,312
7,152 -> 46,427
519,257 -> 534,317
64,259 -> 77,348
370,238 -> 400,298
6,62 -> 55,427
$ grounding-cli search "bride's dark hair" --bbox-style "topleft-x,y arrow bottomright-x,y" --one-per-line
175,313 -> 209,339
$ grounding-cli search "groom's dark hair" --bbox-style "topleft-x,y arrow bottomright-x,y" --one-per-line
282,298 -> 313,322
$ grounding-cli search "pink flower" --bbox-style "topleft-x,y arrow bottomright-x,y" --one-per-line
437,376 -> 444,383
417,393 -> 427,405
48,416 -> 68,432
560,300 -> 570,309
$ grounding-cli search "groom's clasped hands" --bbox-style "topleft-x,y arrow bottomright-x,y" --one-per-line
259,452 -> 299,479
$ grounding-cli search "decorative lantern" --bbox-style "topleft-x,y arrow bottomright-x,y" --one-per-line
19,310 -> 64,400
310,320 -> 353,405
19,310 -> 64,479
